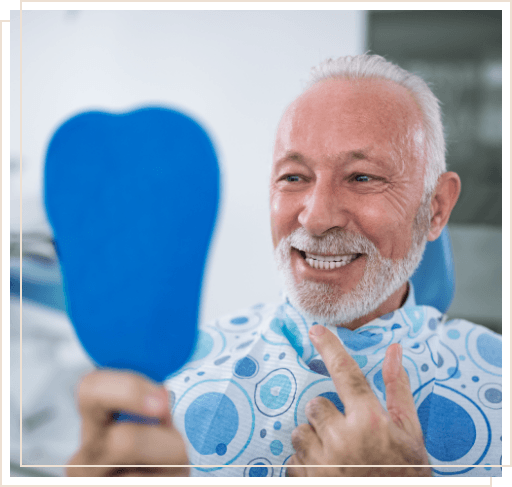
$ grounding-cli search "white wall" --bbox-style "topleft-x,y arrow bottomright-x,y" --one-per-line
10,9 -> 366,323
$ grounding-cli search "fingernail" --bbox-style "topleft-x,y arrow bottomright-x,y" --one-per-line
144,394 -> 164,414
310,324 -> 325,336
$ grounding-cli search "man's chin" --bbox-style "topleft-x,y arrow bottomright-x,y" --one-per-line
285,280 -> 367,326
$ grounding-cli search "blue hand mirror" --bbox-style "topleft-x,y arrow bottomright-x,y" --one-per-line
44,107 -> 220,386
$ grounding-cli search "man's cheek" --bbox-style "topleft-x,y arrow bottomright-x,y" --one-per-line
270,199 -> 286,247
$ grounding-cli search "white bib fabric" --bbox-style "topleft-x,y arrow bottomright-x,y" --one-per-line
167,294 -> 502,477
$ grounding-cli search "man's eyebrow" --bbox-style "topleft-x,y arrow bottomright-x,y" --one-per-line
274,147 -> 380,168
342,146 -> 374,162
349,150 -> 369,161
274,151 -> 307,167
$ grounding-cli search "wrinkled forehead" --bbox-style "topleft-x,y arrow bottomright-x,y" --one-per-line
274,78 -> 426,167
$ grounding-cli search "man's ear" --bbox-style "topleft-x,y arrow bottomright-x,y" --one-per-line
427,171 -> 461,241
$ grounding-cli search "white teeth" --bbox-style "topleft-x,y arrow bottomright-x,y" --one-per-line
303,253 -> 359,270
305,252 -> 358,262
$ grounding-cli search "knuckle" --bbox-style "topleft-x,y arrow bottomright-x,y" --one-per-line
347,370 -> 371,396
78,370 -> 149,408
305,396 -> 329,418
107,424 -> 140,465
326,355 -> 351,377
290,425 -> 302,447
291,423 -> 312,450
77,371 -> 101,408
121,375 -> 145,404
285,454 -> 301,476
304,398 -> 318,418
290,426 -> 301,446
306,395 -> 325,409
358,407 -> 391,436
372,413 -> 391,434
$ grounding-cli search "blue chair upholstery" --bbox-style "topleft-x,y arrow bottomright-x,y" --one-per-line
410,227 -> 455,314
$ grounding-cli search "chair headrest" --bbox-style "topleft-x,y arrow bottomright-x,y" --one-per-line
410,227 -> 455,314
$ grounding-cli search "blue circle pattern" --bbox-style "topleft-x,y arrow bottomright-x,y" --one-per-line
308,359 -> 330,377
234,356 -> 259,379
185,392 -> 239,456
270,440 -> 283,456
476,334 -> 501,368
418,392 -> 476,461
261,375 -> 291,409
448,329 -> 460,339
447,366 -> 461,379
250,465 -> 268,476
216,443 -> 227,456
485,388 -> 501,403
255,369 -> 297,417
168,302 -> 501,477
243,458 -> 273,477
466,328 -> 502,376
231,316 -> 249,325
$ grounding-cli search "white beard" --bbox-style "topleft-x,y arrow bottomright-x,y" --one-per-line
274,198 -> 431,326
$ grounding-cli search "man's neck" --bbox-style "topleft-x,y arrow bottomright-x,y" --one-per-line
336,281 -> 410,331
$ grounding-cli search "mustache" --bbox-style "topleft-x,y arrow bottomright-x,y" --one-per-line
284,227 -> 377,255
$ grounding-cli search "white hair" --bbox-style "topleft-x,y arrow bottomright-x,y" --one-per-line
308,54 -> 446,196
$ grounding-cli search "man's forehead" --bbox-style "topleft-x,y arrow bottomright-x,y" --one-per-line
284,78 -> 421,126
274,77 -> 425,164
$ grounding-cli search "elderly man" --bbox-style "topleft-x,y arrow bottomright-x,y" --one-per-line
68,54 -> 502,477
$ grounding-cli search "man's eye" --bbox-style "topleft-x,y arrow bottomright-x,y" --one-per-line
353,174 -> 371,182
284,175 -> 301,182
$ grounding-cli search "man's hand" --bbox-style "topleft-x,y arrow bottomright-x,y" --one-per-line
67,370 -> 189,477
287,325 -> 431,477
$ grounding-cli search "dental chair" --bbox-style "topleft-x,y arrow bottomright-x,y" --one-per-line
410,227 -> 455,314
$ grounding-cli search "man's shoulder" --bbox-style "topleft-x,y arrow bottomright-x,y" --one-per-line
436,315 -> 502,375
441,316 -> 501,341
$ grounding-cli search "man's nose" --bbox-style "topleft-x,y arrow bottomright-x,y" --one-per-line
297,181 -> 349,236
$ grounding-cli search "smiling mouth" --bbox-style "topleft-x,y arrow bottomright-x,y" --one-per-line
296,249 -> 362,270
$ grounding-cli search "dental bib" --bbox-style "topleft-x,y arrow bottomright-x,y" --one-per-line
44,107 -> 220,383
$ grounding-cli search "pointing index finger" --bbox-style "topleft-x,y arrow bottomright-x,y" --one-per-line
309,325 -> 381,413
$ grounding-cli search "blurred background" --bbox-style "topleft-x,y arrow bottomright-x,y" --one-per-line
9,8 -> 502,477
